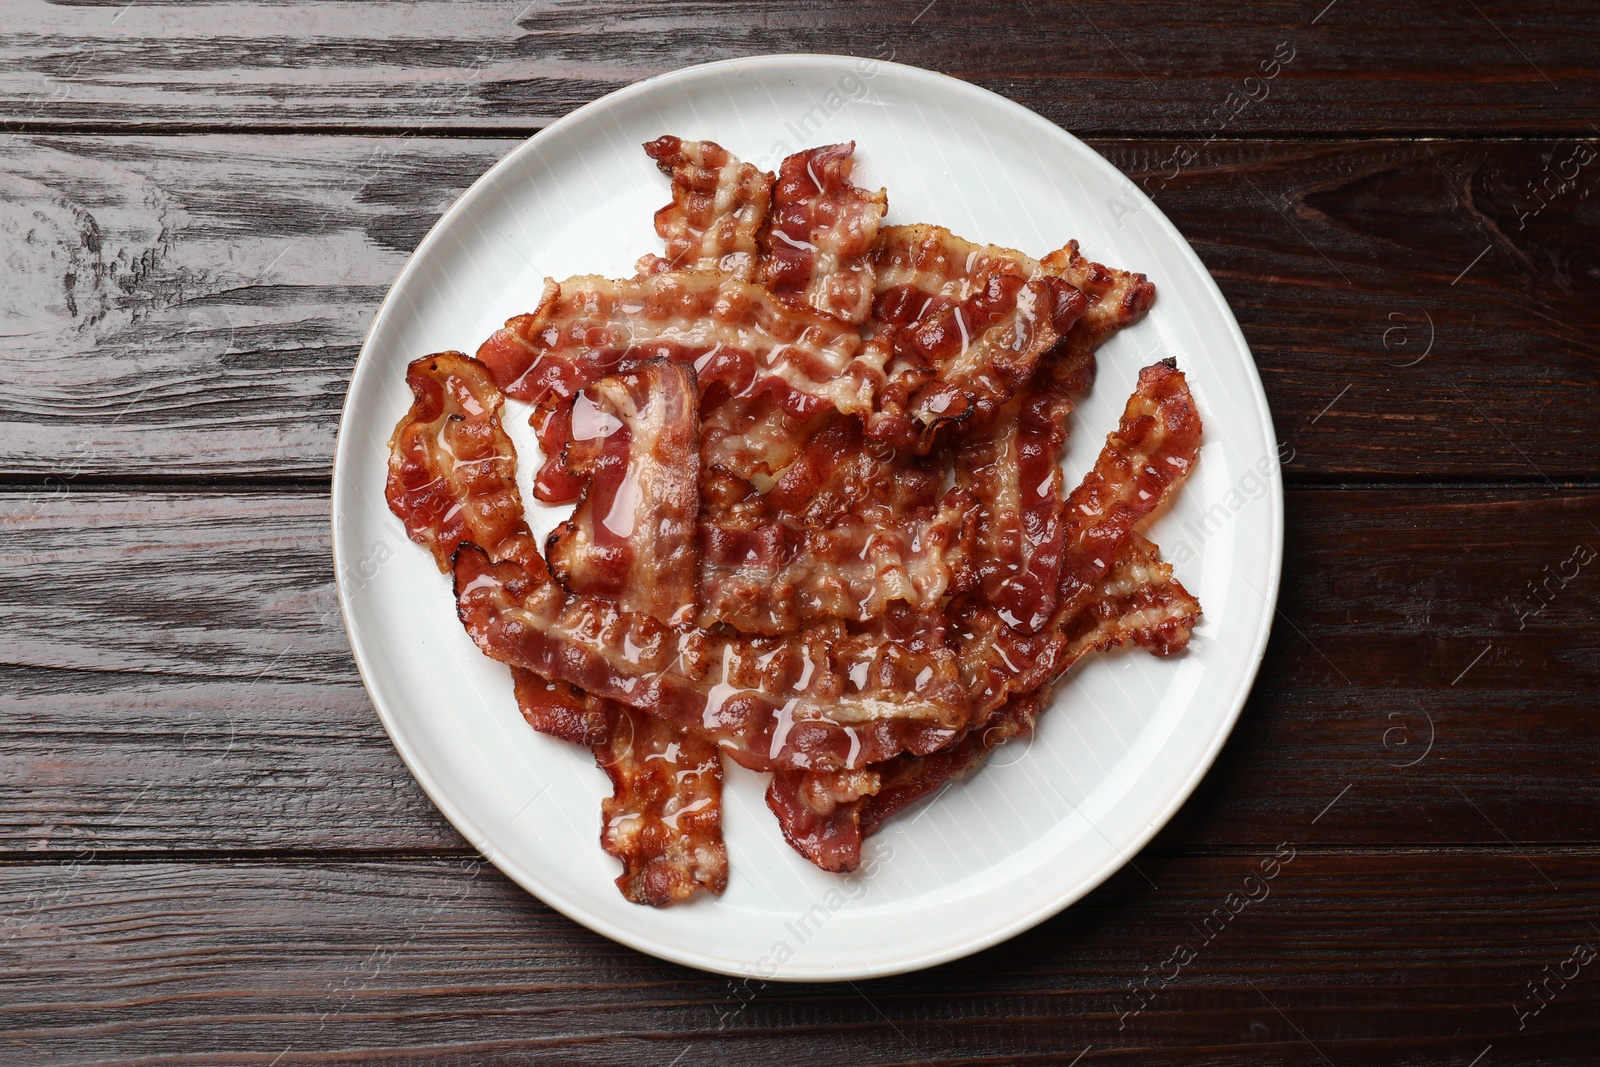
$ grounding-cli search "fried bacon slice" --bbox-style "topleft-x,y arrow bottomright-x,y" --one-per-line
547,360 -> 701,626
455,546 -> 972,772
474,272 -> 882,498
636,136 -> 772,281
512,667 -> 728,905
1041,239 -> 1157,369
762,143 -> 887,324
390,354 -> 727,907
867,224 -> 1089,444
1056,359 -> 1200,621
597,703 -> 729,905
386,352 -> 539,573
770,534 -> 1201,871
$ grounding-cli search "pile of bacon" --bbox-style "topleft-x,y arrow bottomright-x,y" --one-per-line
387,136 -> 1202,906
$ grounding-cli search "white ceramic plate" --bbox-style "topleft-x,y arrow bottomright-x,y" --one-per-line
332,54 -> 1282,981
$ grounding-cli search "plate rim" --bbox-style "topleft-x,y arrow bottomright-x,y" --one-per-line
331,52 -> 1284,981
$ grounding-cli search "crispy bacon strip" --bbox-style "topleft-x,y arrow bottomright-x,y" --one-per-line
867,224 -> 1088,444
1056,359 -> 1200,620
547,361 -> 701,626
762,143 -> 887,324
636,136 -> 772,281
474,272 -> 883,497
455,547 -> 972,772
949,249 -> 1150,631
956,384 -> 1070,633
512,667 -> 728,905
771,534 -> 1201,871
390,354 -> 727,908
597,703 -> 729,905
385,352 -> 538,572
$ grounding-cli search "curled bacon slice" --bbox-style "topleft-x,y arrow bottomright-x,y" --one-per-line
454,547 -> 972,773
771,534 -> 1201,871
762,142 -> 887,324
512,667 -> 728,905
547,360 -> 701,626
1056,359 -> 1200,620
474,272 -> 882,496
390,353 -> 727,907
868,224 -> 1088,443
385,352 -> 538,572
636,136 -> 772,281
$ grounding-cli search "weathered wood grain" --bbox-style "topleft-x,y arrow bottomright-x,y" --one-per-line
2,488 -> 1594,853
1,853 -> 1597,1064
2,135 -> 1598,482
3,0 -> 1597,136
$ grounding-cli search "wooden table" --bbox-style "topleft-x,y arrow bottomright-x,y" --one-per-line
3,2 -> 1597,1062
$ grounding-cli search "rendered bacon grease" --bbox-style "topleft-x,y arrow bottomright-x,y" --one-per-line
387,137 -> 1202,905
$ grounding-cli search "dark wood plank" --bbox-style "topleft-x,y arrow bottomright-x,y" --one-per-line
3,1 -> 1598,135
3,487 -> 1594,854
2,135 -> 1597,482
1,853 -> 1597,1064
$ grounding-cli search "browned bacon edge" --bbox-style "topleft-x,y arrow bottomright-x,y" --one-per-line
385,352 -> 539,573
513,667 -> 728,905
762,142 -> 887,324
547,360 -> 701,627
769,534 -> 1202,872
636,136 -> 772,281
